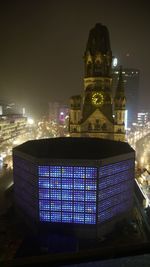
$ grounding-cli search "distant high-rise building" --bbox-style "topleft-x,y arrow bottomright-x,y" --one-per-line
13,137 -> 135,238
112,68 -> 140,128
49,102 -> 69,124
69,23 -> 126,141
137,111 -> 150,126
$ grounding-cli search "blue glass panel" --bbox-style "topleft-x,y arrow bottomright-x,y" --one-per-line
62,167 -> 73,178
99,169 -> 134,190
62,212 -> 73,223
74,179 -> 84,190
86,179 -> 96,190
39,200 -> 50,210
74,167 -> 85,178
85,213 -> 96,224
50,189 -> 61,200
98,190 -> 132,212
39,178 -> 50,188
98,180 -> 133,201
98,200 -> 131,223
86,167 -> 97,179
40,211 -> 50,221
74,202 -> 84,212
85,202 -> 96,213
51,211 -> 61,222
74,190 -> 84,201
74,213 -> 84,224
38,166 -> 49,177
50,200 -> 61,211
85,191 -> 96,201
50,166 -> 61,177
50,178 -> 61,189
62,190 -> 73,200
62,201 -> 73,212
62,178 -> 73,189
39,188 -> 50,199
99,159 -> 134,178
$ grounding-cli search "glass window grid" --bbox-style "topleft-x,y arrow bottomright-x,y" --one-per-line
38,166 -> 49,177
50,201 -> 61,211
99,159 -> 134,178
99,169 -> 134,190
62,190 -> 73,200
74,201 -> 85,212
39,165 -> 98,224
50,166 -> 61,177
62,201 -> 73,212
85,214 -> 96,224
62,178 -> 73,189
62,167 -> 73,177
49,178 -> 61,189
39,178 -> 50,188
74,179 -> 85,190
98,189 -> 133,212
86,179 -> 96,190
50,189 -> 61,200
85,202 -> 96,213
39,188 -> 50,199
98,200 -> 131,223
98,180 -> 133,201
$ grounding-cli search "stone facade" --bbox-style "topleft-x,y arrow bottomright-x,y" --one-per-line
69,23 -> 126,142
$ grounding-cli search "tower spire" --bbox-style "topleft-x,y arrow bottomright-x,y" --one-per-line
115,66 -> 125,98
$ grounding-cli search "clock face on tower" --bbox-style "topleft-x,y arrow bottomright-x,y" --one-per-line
92,92 -> 104,106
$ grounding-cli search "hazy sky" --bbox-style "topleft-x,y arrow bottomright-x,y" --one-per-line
0,0 -> 149,117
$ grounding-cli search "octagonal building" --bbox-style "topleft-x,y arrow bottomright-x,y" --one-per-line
13,137 -> 135,238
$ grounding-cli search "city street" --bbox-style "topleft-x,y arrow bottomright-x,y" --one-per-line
0,168 -> 13,215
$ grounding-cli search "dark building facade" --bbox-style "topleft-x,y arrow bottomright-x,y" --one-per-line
112,68 -> 140,128
13,137 -> 135,238
69,23 -> 126,141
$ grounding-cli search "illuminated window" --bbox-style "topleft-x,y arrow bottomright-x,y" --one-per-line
62,166 -> 73,178
50,189 -> 61,200
38,166 -> 49,177
50,200 -> 61,211
99,160 -> 134,178
39,200 -> 50,210
38,165 -> 98,225
62,178 -> 73,189
40,211 -> 50,221
74,213 -> 84,224
74,202 -> 84,212
62,190 -> 73,200
62,212 -> 73,223
85,191 -> 96,201
85,213 -> 96,224
51,211 -> 61,222
39,188 -> 50,199
74,190 -> 84,201
74,179 -> 84,190
86,179 -> 96,190
86,167 -> 97,178
62,201 -> 73,212
39,178 -> 50,188
74,167 -> 85,178
50,178 -> 61,189
85,202 -> 96,213
50,166 -> 61,177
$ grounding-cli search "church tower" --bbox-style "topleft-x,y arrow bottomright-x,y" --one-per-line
69,23 -> 126,141
114,66 -> 126,141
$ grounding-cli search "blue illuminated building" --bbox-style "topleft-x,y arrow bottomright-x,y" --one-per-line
13,137 -> 135,238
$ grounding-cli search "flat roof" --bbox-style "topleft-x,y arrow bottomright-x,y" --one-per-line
13,137 -> 134,160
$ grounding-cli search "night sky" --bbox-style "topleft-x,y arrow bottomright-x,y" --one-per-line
0,0 -> 149,118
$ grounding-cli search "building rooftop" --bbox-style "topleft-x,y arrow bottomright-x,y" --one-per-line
13,137 -> 134,160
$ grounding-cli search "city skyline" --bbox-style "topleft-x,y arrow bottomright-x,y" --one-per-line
0,0 -> 149,117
